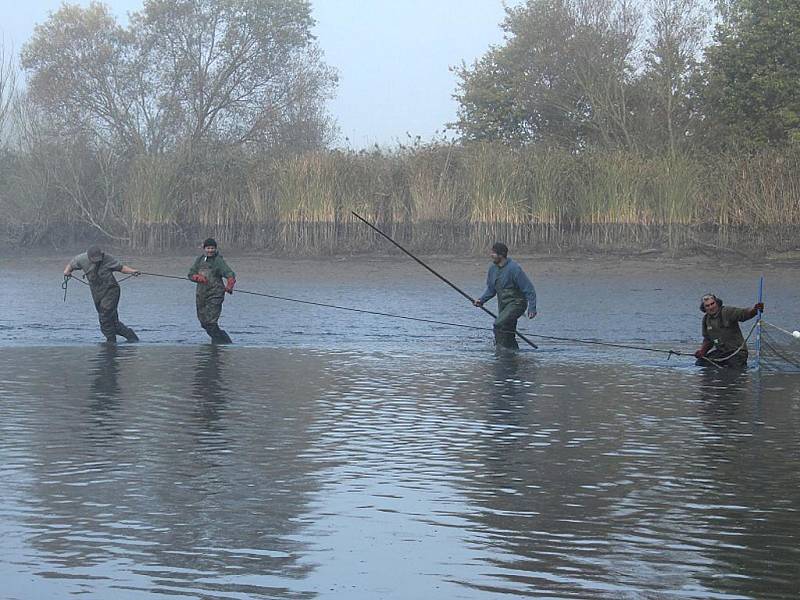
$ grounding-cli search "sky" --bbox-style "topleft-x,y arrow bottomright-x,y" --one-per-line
0,0 -> 511,148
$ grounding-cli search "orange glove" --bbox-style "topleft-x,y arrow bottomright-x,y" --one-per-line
225,277 -> 236,294
190,274 -> 208,284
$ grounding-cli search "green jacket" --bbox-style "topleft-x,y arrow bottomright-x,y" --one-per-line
702,305 -> 755,357
188,253 -> 235,293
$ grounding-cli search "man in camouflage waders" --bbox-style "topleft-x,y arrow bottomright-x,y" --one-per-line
63,245 -> 141,343
694,293 -> 763,368
473,242 -> 537,351
188,238 -> 236,344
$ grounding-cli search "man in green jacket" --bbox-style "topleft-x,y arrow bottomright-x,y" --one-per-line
694,293 -> 764,368
63,245 -> 140,343
473,242 -> 537,350
188,238 -> 236,344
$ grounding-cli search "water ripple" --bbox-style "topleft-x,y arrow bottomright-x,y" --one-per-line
1,346 -> 799,598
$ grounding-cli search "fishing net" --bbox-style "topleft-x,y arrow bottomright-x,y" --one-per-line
758,320 -> 800,372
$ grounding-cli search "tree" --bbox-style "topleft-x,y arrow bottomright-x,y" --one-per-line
20,3 -> 145,151
20,0 -> 337,153
0,41 -> 18,149
699,0 -> 800,147
641,0 -> 709,155
452,0 -> 641,150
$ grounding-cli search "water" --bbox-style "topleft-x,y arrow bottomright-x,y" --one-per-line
1,255 -> 800,599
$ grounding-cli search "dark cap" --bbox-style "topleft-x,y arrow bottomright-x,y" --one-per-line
87,245 -> 103,262
202,238 -> 218,248
491,242 -> 508,257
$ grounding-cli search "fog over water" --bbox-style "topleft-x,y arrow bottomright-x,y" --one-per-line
1,255 -> 799,599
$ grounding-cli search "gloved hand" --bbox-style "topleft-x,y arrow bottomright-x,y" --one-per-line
473,299 -> 483,307
753,302 -> 764,312
225,277 -> 236,294
132,270 -> 141,277
695,340 -> 712,359
190,274 -> 208,284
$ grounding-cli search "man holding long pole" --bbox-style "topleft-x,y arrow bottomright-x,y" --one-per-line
473,242 -> 537,351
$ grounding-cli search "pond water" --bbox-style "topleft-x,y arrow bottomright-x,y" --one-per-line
1,254 -> 799,599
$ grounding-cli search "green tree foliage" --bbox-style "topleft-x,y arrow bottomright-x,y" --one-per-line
20,0 -> 337,153
452,0 -> 642,150
697,0 -> 800,147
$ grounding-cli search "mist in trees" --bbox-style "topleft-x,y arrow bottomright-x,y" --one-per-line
2,0 -> 337,245
20,0 -> 337,154
1,0 -> 798,252
453,0 -> 797,154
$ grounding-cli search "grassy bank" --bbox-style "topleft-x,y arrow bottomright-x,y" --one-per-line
2,144 -> 799,255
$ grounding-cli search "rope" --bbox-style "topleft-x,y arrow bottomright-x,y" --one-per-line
699,317 -> 759,367
762,320 -> 798,338
64,272 -> 136,288
62,270 -> 771,363
517,333 -> 684,357
132,271 -> 686,356
63,273 -> 89,294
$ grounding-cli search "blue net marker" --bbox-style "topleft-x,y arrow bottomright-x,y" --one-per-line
755,276 -> 764,371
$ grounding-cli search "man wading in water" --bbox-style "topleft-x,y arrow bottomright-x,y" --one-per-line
188,238 -> 236,344
694,294 -> 764,368
63,245 -> 141,343
473,242 -> 537,351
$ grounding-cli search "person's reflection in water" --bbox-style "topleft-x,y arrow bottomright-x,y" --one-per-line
697,366 -> 750,428
488,352 -> 529,428
191,344 -> 228,434
88,342 -> 122,418
466,356 -> 628,593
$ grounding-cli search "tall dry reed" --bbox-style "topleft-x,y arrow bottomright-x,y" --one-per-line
3,143 -> 800,254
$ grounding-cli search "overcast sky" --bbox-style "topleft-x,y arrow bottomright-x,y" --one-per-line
0,0 -> 511,148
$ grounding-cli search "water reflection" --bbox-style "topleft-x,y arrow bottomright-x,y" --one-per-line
2,346 -> 800,598
6,347 -> 326,598
459,357 -> 635,596
692,368 -> 800,600
88,342 -> 122,404
697,366 -> 751,423
190,343 -> 228,430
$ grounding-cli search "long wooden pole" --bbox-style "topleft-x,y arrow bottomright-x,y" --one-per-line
352,211 -> 537,349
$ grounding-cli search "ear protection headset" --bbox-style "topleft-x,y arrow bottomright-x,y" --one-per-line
700,294 -> 723,313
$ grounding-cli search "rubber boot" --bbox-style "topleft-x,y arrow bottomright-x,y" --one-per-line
116,322 -> 139,343
494,328 -> 519,351
204,323 -> 232,344
214,329 -> 233,344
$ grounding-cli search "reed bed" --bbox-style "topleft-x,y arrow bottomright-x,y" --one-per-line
2,143 -> 800,255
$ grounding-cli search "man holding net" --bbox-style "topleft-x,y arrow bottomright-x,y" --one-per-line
695,294 -> 764,368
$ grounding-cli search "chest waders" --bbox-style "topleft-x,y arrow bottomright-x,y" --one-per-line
494,280 -> 527,350
704,312 -> 748,369
195,264 -> 233,344
90,281 -> 138,343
